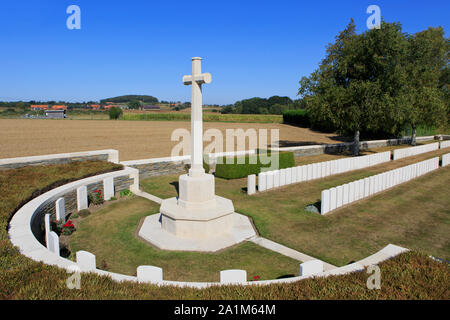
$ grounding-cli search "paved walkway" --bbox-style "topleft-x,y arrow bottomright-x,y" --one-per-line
249,236 -> 336,271
134,190 -> 163,204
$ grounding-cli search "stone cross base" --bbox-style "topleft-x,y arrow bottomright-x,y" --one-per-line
138,211 -> 256,252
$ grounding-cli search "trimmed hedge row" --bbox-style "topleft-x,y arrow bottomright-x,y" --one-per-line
214,151 -> 295,179
282,109 -> 311,127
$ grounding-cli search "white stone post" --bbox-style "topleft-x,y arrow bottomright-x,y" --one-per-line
44,213 -> 51,247
47,231 -> 60,256
247,175 -> 256,195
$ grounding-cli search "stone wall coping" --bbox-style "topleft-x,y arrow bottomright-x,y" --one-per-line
0,149 -> 119,166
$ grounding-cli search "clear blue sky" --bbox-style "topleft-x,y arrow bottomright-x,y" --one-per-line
0,0 -> 448,104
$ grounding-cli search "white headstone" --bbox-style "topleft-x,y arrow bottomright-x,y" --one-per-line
76,250 -> 96,271
330,187 -> 337,211
137,266 -> 163,283
258,173 -> 267,191
291,167 -> 297,183
273,170 -> 280,188
44,213 -> 51,247
47,231 -> 59,256
286,168 -> 292,184
55,197 -> 65,222
266,171 -> 274,190
342,183 -> 349,205
307,164 -> 312,181
103,177 -> 114,200
326,161 -> 331,176
364,178 -> 370,197
312,163 -> 318,180
296,167 -> 302,182
321,162 -> 327,178
247,174 -> 256,195
336,185 -> 343,208
299,260 -> 324,276
301,166 -> 307,181
348,182 -> 355,203
359,180 -> 364,199
280,169 -> 286,186
321,189 -> 330,215
77,186 -> 88,211
220,269 -> 247,284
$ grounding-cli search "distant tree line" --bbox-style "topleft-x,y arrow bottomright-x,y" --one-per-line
100,95 -> 158,104
220,96 -> 304,115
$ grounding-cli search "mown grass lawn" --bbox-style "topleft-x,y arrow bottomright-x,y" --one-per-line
141,148 -> 450,267
1,160 -> 449,299
69,196 -> 300,282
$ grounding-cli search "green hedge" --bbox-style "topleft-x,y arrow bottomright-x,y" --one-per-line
214,151 -> 295,179
282,109 -> 311,127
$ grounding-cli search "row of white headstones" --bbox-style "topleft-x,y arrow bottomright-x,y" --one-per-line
321,156 -> 442,214
248,151 -> 391,194
44,177 -> 116,255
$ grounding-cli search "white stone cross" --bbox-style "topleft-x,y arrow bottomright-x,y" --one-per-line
182,57 -> 212,177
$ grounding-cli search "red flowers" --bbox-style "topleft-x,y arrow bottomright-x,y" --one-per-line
253,275 -> 260,281
63,220 -> 74,228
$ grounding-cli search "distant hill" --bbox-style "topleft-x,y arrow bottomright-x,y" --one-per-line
100,95 -> 158,104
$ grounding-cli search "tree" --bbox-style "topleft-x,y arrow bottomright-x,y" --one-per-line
109,107 -> 123,120
127,100 -> 141,110
403,27 -> 448,145
299,19 -> 410,155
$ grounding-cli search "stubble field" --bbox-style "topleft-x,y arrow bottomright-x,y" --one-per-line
0,119 -> 345,161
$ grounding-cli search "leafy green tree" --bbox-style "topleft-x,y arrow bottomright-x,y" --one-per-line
299,19 -> 410,155
127,100 -> 141,110
403,27 -> 449,145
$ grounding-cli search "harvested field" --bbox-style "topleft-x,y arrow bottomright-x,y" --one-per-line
0,119 -> 346,161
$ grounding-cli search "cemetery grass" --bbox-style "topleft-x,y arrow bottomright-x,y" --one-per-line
1,161 -> 449,299
142,148 -> 450,267
69,197 -> 300,282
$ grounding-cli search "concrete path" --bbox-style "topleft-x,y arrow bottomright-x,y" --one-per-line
135,190 -> 163,204
249,236 -> 336,271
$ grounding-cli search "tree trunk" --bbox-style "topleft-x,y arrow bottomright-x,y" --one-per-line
353,130 -> 360,156
411,124 -> 417,146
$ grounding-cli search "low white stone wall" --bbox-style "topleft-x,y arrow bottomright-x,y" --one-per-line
0,149 -> 119,169
254,151 -> 391,194
321,157 -> 440,214
392,142 -> 439,160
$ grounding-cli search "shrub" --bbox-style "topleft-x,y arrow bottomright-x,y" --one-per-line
109,107 -> 123,120
282,109 -> 310,127
119,189 -> 133,197
78,209 -> 91,217
214,151 -> 295,179
61,220 -> 76,235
